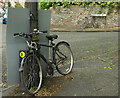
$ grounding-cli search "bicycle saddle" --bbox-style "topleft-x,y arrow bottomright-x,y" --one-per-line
46,34 -> 58,40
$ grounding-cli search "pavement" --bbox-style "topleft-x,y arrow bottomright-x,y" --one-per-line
53,31 -> 118,96
0,17 -> 7,86
0,17 -> 7,97
0,17 -> 2,98
0,17 -> 119,96
16,32 -> 118,96
50,26 -> 120,32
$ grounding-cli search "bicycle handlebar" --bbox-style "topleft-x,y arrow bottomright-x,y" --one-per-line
14,33 -> 19,36
14,33 -> 19,37
13,30 -> 48,38
13,32 -> 27,38
38,30 -> 47,33
14,32 -> 25,36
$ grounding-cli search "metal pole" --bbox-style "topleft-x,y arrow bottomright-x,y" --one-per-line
29,1 -> 39,85
29,1 -> 38,32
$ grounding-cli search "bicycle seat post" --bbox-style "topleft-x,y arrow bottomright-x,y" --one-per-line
50,40 -> 55,46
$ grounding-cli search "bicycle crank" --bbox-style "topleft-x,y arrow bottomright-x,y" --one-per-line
47,62 -> 54,76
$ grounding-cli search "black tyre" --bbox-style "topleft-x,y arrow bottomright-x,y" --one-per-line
91,21 -> 98,28
55,41 -> 74,75
94,22 -> 98,28
22,54 -> 42,95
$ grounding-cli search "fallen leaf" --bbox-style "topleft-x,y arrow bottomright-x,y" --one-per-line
112,82 -> 115,86
74,94 -> 77,96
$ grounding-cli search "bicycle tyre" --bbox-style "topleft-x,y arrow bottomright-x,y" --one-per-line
94,22 -> 98,28
91,19 -> 98,28
55,41 -> 74,75
22,53 -> 42,95
83,22 -> 87,29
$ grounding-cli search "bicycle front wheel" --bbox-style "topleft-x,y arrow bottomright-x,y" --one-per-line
55,41 -> 74,75
22,54 -> 42,95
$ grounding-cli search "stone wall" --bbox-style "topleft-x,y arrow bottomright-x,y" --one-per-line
50,5 -> 119,30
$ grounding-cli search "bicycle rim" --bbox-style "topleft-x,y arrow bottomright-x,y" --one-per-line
55,42 -> 74,75
23,54 -> 42,95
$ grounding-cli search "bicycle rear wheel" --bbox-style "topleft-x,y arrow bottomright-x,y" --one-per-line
55,41 -> 74,75
22,54 -> 42,95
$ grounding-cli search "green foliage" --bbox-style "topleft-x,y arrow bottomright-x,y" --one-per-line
118,2 -> 120,6
104,65 -> 116,70
107,6 -> 111,15
15,2 -> 22,8
40,2 -> 50,10
90,2 -> 96,5
39,2 -> 119,10
52,2 -> 61,8
62,2 -> 72,7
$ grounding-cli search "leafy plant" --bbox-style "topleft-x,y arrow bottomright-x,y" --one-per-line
52,2 -> 61,8
39,1 -> 119,13
62,2 -> 72,7
40,2 -> 50,10
107,6 -> 111,15
15,2 -> 22,8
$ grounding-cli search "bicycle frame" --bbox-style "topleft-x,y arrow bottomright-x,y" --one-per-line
32,41 -> 70,67
19,34 -> 69,75
83,16 -> 97,28
90,17 -> 96,25
83,17 -> 89,28
37,43 -> 56,65
14,31 -> 72,79
19,42 -> 55,72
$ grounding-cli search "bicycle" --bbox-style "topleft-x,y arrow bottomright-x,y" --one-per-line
83,16 -> 98,29
13,30 -> 74,95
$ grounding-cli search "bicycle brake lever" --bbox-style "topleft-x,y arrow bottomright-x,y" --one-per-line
13,35 -> 19,37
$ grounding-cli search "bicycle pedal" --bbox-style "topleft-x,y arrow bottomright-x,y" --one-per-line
47,65 -> 54,76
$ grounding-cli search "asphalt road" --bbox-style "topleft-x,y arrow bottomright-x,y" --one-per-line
0,17 -> 118,96
52,31 -> 118,96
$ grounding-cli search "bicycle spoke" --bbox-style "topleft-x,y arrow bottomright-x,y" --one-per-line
24,74 -> 32,89
56,48 -> 67,58
23,54 -> 42,95
55,42 -> 74,75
